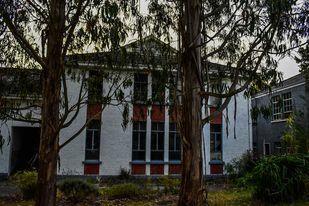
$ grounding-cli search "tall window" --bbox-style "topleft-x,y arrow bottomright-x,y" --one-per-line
134,73 -> 148,102
132,121 -> 146,161
210,124 -> 222,161
282,92 -> 292,118
151,122 -> 165,161
272,95 -> 281,120
85,120 -> 101,160
169,123 -> 181,161
272,92 -> 293,120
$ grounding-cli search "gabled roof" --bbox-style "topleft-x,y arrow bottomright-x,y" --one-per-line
65,36 -> 178,70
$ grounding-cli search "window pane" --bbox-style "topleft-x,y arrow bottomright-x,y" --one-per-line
133,122 -> 138,131
176,134 -> 181,150
151,133 -> 157,150
86,130 -> 92,149
169,134 -> 175,150
132,132 -> 139,150
93,130 -> 100,149
85,149 -> 99,160
132,151 -> 145,161
151,122 -> 157,130
158,123 -> 164,131
140,122 -> 146,130
158,133 -> 164,150
151,151 -> 164,161
140,132 -> 146,150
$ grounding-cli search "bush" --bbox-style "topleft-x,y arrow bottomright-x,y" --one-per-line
102,183 -> 144,199
252,154 -> 309,203
118,167 -> 131,180
225,150 -> 256,179
11,170 -> 38,199
158,176 -> 181,194
57,179 -> 98,202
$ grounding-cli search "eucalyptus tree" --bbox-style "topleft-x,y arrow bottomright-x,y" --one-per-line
146,0 -> 308,205
0,1 -> 139,206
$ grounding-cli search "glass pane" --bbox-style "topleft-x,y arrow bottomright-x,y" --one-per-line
169,123 -> 176,131
151,133 -> 157,150
169,151 -> 181,161
140,132 -> 146,150
151,122 -> 157,130
86,130 -> 92,149
210,124 -> 221,133
176,134 -> 181,150
132,151 -> 145,161
151,151 -> 164,161
132,132 -> 138,150
133,122 -> 138,131
158,123 -> 164,131
169,134 -> 174,150
85,149 -> 99,160
140,122 -> 146,130
93,131 -> 100,149
158,133 -> 164,150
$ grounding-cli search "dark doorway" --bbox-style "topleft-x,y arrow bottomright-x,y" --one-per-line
10,127 -> 40,174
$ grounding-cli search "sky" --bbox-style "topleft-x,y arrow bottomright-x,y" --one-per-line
139,0 -> 301,80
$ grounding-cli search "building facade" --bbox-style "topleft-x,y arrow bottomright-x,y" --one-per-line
252,74 -> 308,156
0,38 -> 252,176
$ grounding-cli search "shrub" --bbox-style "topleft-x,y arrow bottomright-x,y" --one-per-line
252,154 -> 309,203
57,179 -> 98,202
11,170 -> 38,199
225,150 -> 256,179
158,176 -> 181,194
102,183 -> 143,199
118,167 -> 131,180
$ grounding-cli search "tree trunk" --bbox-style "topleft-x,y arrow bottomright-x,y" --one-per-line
178,0 -> 204,205
36,1 -> 65,206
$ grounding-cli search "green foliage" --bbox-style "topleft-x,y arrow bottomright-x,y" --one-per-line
118,167 -> 131,180
282,115 -> 309,154
57,179 -> 98,202
11,170 -> 38,199
251,154 -> 309,203
225,150 -> 256,180
102,183 -> 144,199
158,176 -> 181,194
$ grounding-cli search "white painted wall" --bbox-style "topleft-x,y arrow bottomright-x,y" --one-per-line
58,72 -> 87,175
203,92 -> 252,175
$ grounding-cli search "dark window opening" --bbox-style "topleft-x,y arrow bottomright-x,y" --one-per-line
85,120 -> 101,160
264,143 -> 271,155
151,122 -> 164,161
169,123 -> 181,161
134,73 -> 148,102
132,121 -> 146,161
210,124 -> 222,161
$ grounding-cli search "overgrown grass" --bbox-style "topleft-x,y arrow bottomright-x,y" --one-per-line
1,188 -> 309,206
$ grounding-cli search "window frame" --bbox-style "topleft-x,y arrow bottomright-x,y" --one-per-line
151,122 -> 165,161
169,123 -> 181,161
210,124 -> 222,161
133,73 -> 148,103
282,92 -> 292,118
85,120 -> 101,161
272,95 -> 282,121
132,121 -> 147,161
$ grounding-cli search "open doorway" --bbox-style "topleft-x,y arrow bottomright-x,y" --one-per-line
10,127 -> 40,174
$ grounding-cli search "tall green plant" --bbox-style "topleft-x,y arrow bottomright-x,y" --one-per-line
283,115 -> 309,154
252,155 -> 309,203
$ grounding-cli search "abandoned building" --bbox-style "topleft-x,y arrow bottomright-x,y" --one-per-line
0,37 -> 252,176
252,73 -> 308,156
